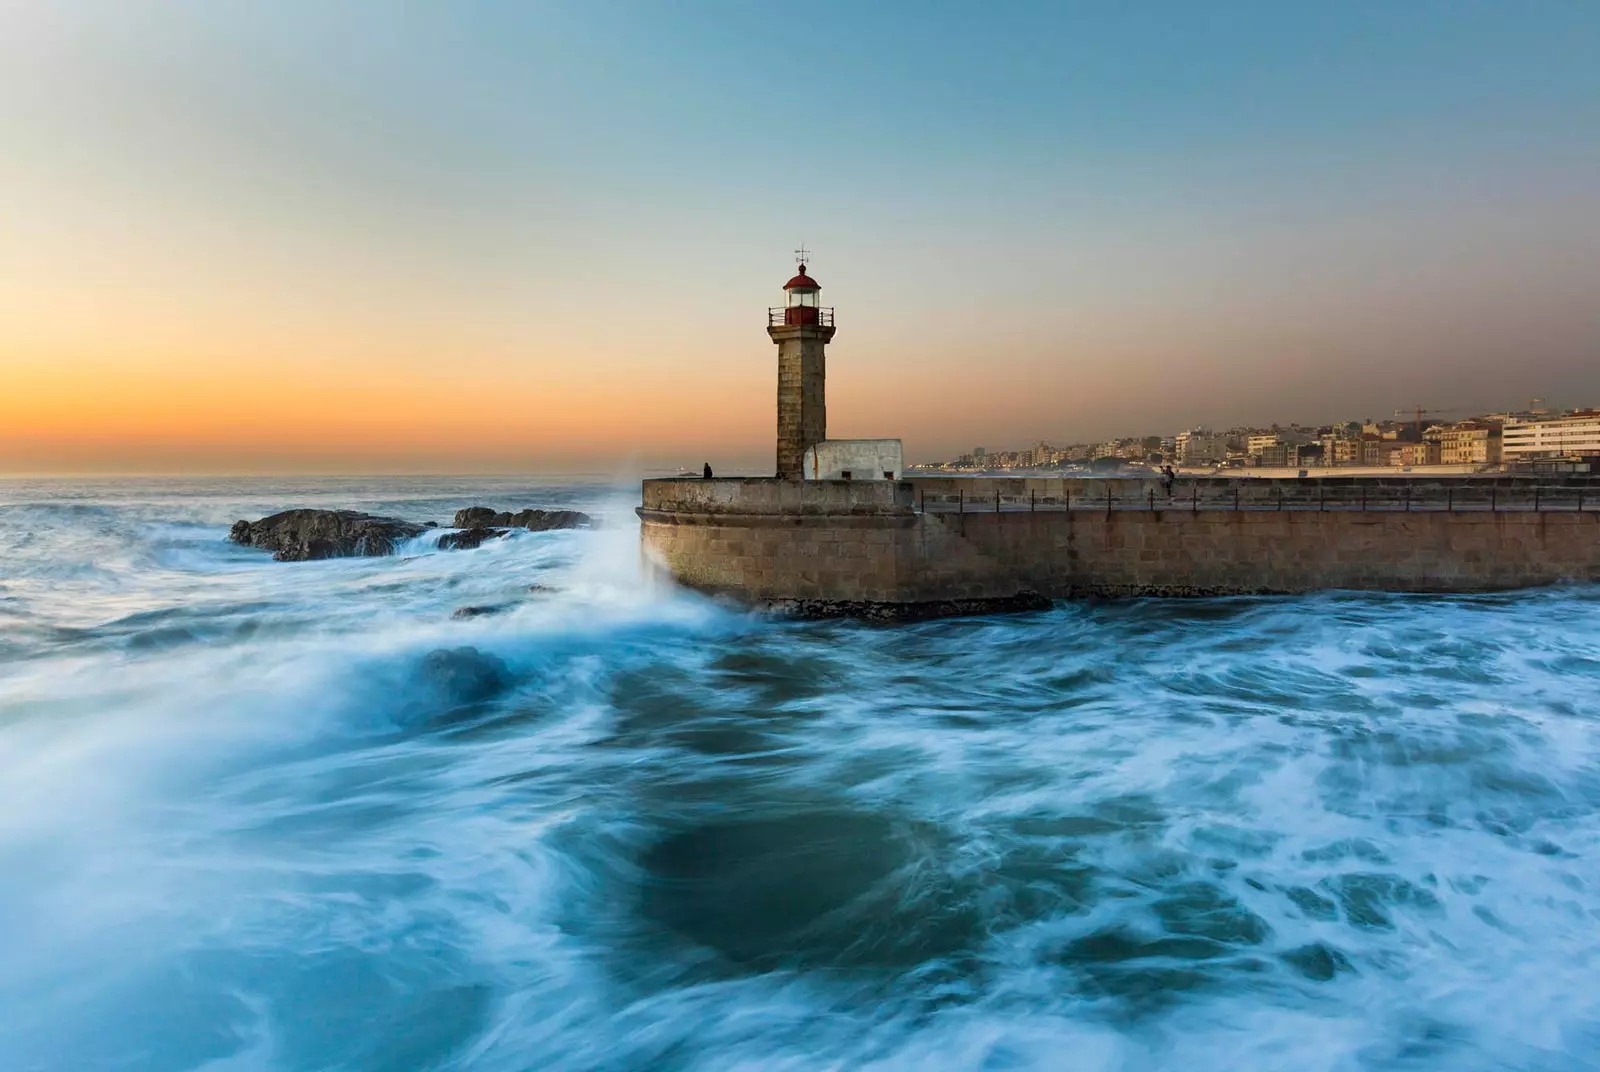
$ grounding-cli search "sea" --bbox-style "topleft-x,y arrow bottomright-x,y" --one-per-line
2,475 -> 1599,1072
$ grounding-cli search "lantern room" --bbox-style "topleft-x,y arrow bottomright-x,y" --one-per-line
773,264 -> 834,327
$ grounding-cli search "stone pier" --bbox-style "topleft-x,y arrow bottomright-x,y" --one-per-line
639,475 -> 1600,617
637,478 -> 1048,619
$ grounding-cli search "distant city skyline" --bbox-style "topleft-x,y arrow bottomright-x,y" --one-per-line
916,402 -> 1600,473
4,2 -> 1599,474
923,399 -> 1583,460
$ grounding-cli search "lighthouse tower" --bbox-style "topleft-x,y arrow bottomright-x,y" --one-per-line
767,260 -> 836,479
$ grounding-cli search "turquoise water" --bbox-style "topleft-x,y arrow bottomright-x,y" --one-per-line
2,477 -> 1598,1070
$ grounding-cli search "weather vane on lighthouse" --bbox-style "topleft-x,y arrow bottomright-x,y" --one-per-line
794,244 -> 812,267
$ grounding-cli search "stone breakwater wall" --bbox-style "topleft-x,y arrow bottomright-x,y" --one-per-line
946,510 -> 1600,597
637,479 -> 1046,618
916,476 -> 1600,597
639,477 -> 1600,614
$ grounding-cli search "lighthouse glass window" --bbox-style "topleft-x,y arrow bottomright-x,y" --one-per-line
789,289 -> 818,308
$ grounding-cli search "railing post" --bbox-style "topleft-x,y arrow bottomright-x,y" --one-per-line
1405,485 -> 1411,512
1319,484 -> 1325,512
1447,486 -> 1453,513
1580,487 -> 1585,513
1192,485 -> 1198,512
1031,489 -> 1036,512
1234,485 -> 1240,512
995,489 -> 1000,514
1148,489 -> 1155,511
1490,485 -> 1496,513
1276,486 -> 1283,511
958,489 -> 963,515
1361,484 -> 1367,512
1534,484 -> 1541,512
1106,485 -> 1113,517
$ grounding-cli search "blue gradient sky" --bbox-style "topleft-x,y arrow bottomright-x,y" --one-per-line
3,1 -> 1598,471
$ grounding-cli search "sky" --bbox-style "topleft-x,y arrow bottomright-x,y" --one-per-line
2,1 -> 1598,474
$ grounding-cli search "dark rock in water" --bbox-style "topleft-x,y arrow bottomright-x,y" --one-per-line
229,510 -> 427,562
454,506 -> 501,528
416,646 -> 511,707
766,591 -> 1054,623
451,506 -> 593,531
527,583 -> 558,594
434,508 -> 591,553
451,604 -> 510,620
511,508 -> 593,531
437,527 -> 509,551
425,521 -> 439,528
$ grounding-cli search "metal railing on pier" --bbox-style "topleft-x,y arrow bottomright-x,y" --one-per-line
915,484 -> 1600,515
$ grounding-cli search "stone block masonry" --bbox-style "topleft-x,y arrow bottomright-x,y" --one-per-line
948,510 -> 1600,597
639,477 -> 1600,619
770,327 -> 830,480
638,479 -> 1048,618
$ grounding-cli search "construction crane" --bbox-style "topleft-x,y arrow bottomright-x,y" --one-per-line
1394,405 -> 1463,440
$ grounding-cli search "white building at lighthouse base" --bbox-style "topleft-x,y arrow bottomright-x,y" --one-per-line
804,439 -> 904,481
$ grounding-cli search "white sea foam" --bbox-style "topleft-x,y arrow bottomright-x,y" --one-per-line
2,477 -> 1600,1070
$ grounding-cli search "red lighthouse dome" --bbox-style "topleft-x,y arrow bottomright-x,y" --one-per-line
783,264 -> 820,291
782,264 -> 823,325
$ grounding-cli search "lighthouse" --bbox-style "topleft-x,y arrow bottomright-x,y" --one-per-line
637,254 -> 1038,622
767,260 -> 836,479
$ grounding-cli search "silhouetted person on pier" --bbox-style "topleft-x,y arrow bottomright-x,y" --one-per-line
1162,465 -> 1176,495
703,462 -> 713,479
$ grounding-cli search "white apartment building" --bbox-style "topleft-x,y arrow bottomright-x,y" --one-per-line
1175,429 -> 1227,465
1501,412 -> 1600,461
1246,433 -> 1280,456
1247,430 -> 1313,456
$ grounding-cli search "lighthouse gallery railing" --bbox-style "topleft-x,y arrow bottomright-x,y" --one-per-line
768,307 -> 835,328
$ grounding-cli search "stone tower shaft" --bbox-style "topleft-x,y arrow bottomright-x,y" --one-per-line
768,325 -> 833,479
767,263 -> 835,480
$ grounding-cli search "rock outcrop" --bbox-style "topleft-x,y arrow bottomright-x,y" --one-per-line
437,528 -> 509,551
452,507 -> 592,531
229,510 -> 428,562
416,647 -> 511,705
767,593 -> 1053,623
451,604 -> 511,620
401,646 -> 514,726
230,505 -> 591,561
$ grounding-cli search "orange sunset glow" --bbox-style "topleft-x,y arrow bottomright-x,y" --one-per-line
4,3 -> 1598,473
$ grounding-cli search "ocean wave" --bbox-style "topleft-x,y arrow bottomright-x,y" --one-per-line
2,478 -> 1600,1070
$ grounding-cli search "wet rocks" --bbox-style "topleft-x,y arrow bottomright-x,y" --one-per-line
416,646 -> 511,706
439,507 -> 590,554
453,506 -> 501,528
767,592 -> 1053,623
437,528 -> 509,551
452,507 -> 593,532
230,504 -> 591,560
451,604 -> 510,620
228,510 -> 428,562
